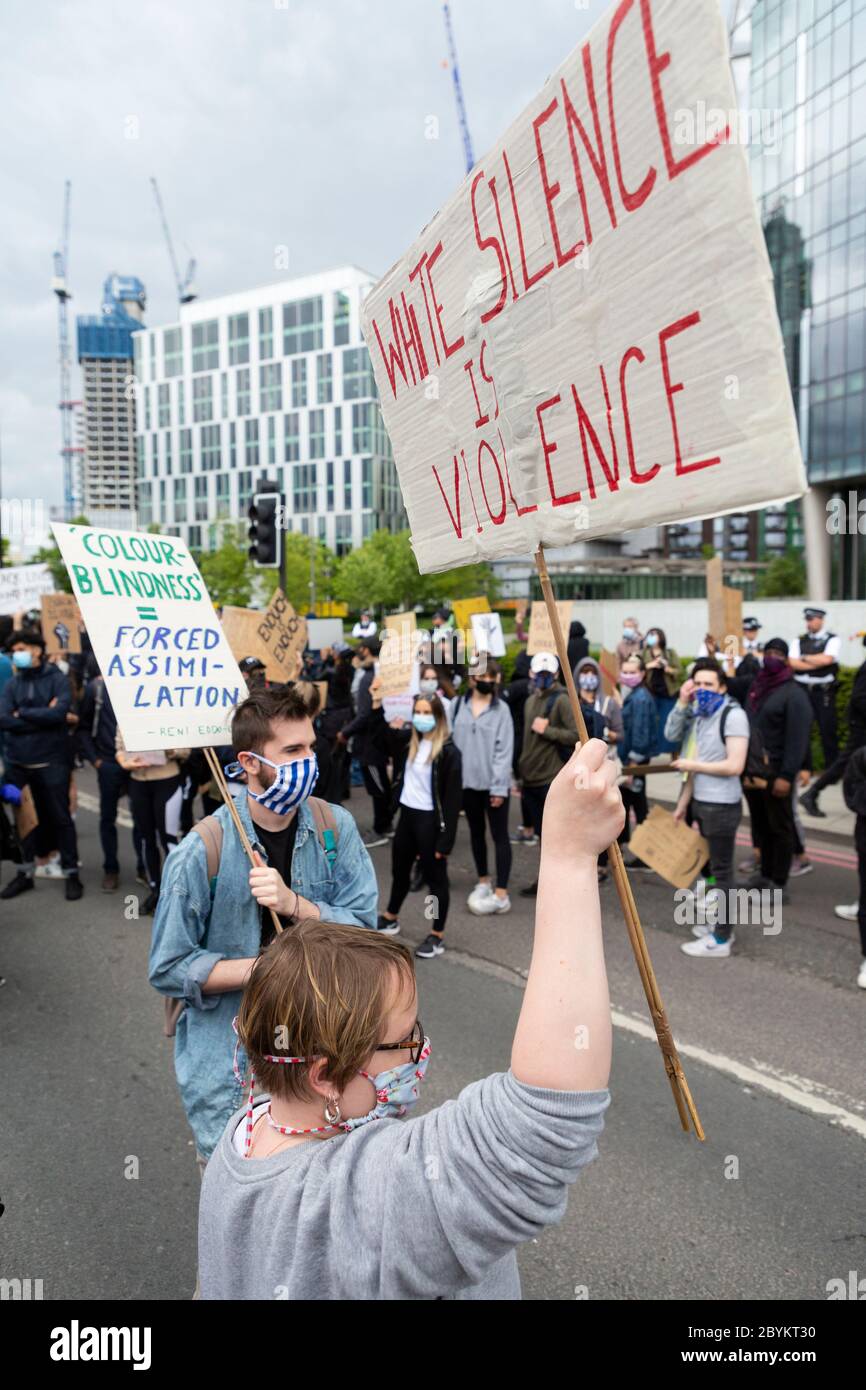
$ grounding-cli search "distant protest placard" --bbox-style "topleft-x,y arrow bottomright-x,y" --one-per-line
452,595 -> 490,631
361,0 -> 806,575
51,522 -> 245,751
0,563 -> 54,615
527,600 -> 573,656
41,593 -> 82,654
471,610 -> 506,657
380,609 -> 419,720
221,590 -> 307,683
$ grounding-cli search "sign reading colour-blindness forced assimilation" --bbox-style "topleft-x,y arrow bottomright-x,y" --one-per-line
51,523 -> 246,752
361,0 -> 806,576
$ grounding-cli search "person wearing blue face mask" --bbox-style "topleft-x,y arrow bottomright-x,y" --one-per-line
149,684 -> 379,1199
197,738 -> 619,1300
667,659 -> 750,959
377,693 -> 462,957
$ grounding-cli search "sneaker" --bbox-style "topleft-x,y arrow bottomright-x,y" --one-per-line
384,827 -> 396,839
142,889 -> 159,914
102,872 -> 120,892
467,882 -> 494,914
65,875 -> 84,902
415,933 -> 445,958
518,881 -> 538,898
858,958 -> 866,990
375,915 -> 400,935
135,865 -> 149,888
799,789 -> 825,818
409,861 -> 424,893
509,828 -> 538,845
35,857 -> 65,880
789,857 -> 814,878
0,872 -> 34,900
738,856 -> 760,875
681,934 -> 732,958
834,903 -> 859,922
473,893 -> 511,915
691,920 -> 737,944
361,830 -> 388,849
743,872 -> 772,889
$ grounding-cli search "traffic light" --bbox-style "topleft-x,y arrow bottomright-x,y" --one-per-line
248,491 -> 281,568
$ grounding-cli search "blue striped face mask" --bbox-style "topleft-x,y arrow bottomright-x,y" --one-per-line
240,751 -> 319,815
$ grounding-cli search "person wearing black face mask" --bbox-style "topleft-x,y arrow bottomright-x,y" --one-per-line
743,638 -> 812,892
451,658 -> 514,915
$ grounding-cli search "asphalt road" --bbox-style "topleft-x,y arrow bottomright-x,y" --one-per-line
0,771 -> 864,1301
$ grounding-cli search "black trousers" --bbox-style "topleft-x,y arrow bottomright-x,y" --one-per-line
854,817 -> 866,956
691,798 -> 742,942
808,683 -> 839,766
463,788 -> 512,889
361,759 -> 393,834
620,766 -> 649,845
521,783 -> 550,840
810,727 -> 866,795
7,763 -> 79,874
387,806 -> 449,932
97,759 -> 131,874
745,782 -> 795,887
128,775 -> 182,891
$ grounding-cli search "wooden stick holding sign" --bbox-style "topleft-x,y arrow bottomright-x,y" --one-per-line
534,546 -> 704,1141
203,745 -> 283,938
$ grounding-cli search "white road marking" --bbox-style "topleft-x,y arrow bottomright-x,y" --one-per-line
443,947 -> 866,1142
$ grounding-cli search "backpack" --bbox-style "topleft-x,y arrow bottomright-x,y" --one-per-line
843,746 -> 866,817
161,797 -> 340,1037
720,702 -> 772,786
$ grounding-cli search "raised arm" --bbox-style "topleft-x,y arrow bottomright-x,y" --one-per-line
511,738 -> 624,1091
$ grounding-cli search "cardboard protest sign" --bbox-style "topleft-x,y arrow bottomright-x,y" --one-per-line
599,649 -> 618,697
706,557 -> 743,655
361,0 -> 806,575
471,610 -> 506,657
15,786 -> 38,842
0,564 -> 54,615
379,610 -> 419,700
41,593 -> 82,654
628,805 -> 709,890
221,591 -> 307,683
452,595 -> 490,631
527,600 -> 573,656
50,522 -> 245,752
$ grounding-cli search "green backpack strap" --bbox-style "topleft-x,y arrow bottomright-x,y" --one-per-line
307,796 -> 339,869
192,815 -> 224,899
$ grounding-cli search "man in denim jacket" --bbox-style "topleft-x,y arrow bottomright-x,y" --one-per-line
149,685 -> 378,1162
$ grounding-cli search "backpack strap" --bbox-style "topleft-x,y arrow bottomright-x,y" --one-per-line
307,796 -> 340,869
192,815 -> 224,899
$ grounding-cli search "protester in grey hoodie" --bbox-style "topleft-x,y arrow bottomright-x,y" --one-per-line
197,739 -> 622,1301
451,657 -> 514,915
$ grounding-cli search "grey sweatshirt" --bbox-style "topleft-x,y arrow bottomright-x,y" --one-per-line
198,1070 -> 609,1300
450,694 -> 514,797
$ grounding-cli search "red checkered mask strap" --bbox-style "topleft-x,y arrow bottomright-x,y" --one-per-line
230,1018 -> 431,1156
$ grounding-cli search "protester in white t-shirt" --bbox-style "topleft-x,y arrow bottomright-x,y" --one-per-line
352,611 -> 378,641
666,658 -> 749,961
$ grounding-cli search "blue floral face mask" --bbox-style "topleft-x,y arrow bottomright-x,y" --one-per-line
344,1038 -> 432,1130
693,688 -> 725,718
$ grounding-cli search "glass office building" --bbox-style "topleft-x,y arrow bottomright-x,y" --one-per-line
750,0 -> 866,595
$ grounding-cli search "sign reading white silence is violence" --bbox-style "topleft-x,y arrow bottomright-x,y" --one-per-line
361,0 -> 806,575
51,522 -> 245,752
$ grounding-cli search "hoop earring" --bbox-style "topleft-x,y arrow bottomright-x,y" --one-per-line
324,1095 -> 341,1126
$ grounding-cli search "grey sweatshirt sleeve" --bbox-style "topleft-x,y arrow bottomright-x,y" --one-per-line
490,703 -> 514,797
354,1070 -> 609,1298
664,700 -> 689,746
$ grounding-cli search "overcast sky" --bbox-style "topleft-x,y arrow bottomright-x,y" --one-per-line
0,0 -> 736,520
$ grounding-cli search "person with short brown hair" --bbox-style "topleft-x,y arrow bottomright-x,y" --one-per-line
197,739 -> 622,1300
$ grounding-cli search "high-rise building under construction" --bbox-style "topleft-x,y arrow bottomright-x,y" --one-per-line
76,275 -> 146,522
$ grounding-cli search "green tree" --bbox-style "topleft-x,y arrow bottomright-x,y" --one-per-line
755,549 -> 806,597
197,535 -> 255,608
279,532 -> 335,613
31,513 -> 90,593
334,528 -> 498,615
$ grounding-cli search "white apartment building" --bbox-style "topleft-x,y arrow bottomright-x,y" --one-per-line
132,266 -> 404,556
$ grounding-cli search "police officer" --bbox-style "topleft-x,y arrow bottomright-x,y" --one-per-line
789,607 -> 841,767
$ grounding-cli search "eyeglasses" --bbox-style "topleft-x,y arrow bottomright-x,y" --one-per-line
376,1018 -> 424,1064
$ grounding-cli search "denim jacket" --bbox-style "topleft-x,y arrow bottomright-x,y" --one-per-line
148,790 -> 378,1158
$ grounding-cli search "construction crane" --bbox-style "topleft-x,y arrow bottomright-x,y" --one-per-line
50,179 -> 78,519
150,176 -> 198,305
441,2 -> 475,175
